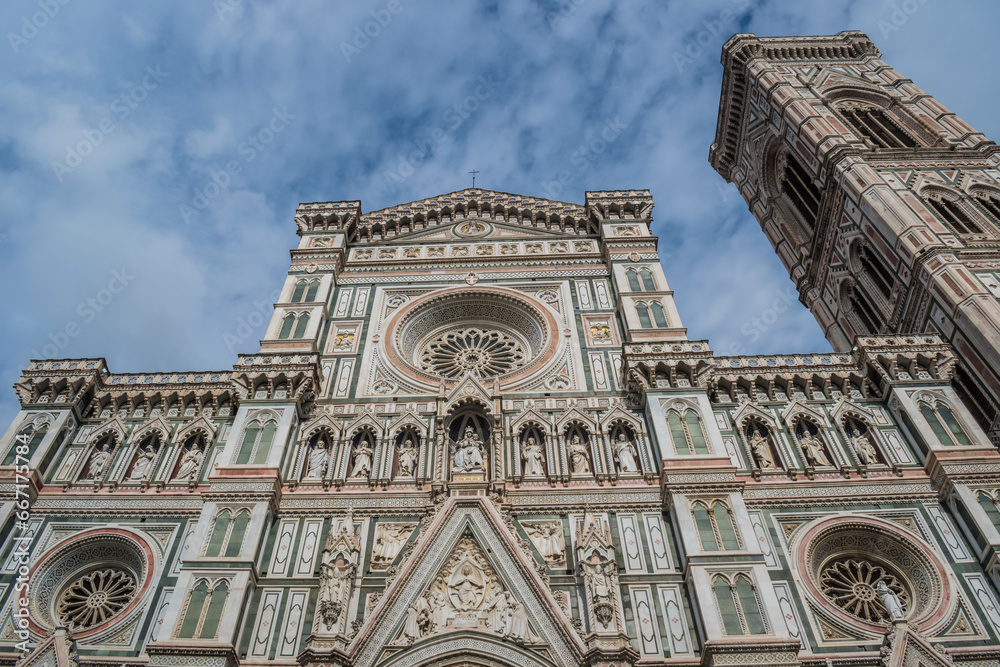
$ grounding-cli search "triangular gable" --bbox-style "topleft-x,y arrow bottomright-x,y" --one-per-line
830,396 -> 878,426
131,416 -> 172,444
88,416 -> 128,444
780,399 -> 830,428
444,375 -> 496,415
345,498 -> 584,667
301,412 -> 341,440
510,407 -> 554,435
386,409 -> 431,438
19,627 -> 76,666
175,415 -> 218,443
555,407 -> 596,432
731,401 -> 777,429
882,621 -> 954,667
598,405 -> 643,432
811,68 -> 889,100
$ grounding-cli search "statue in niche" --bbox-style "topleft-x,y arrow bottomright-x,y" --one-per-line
450,426 -> 485,474
568,434 -> 592,474
174,444 -> 204,481
580,553 -> 617,629
850,428 -> 879,465
397,438 -> 418,478
128,443 -> 156,481
524,521 -> 565,565
85,443 -> 111,480
350,440 -> 373,478
748,429 -> 775,469
521,436 -> 545,477
304,438 -> 329,479
318,554 -> 354,630
876,580 -> 905,621
613,432 -> 639,473
799,431 -> 832,467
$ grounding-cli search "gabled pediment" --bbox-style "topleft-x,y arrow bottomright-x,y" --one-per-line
344,498 -> 584,667
881,621 -> 955,667
444,375 -> 496,415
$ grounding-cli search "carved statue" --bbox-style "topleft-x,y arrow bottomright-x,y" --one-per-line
581,554 -> 617,629
485,590 -> 511,635
568,434 -> 591,474
128,444 -> 156,481
318,556 -> 354,630
876,580 -> 905,621
508,597 -> 531,642
748,430 -> 775,468
430,591 -> 449,632
799,432 -> 832,467
397,438 -> 418,478
613,432 -> 639,473
403,595 -> 431,642
351,441 -> 373,478
173,445 -> 204,481
451,426 -> 485,474
524,521 -> 565,564
304,439 -> 329,479
521,437 -> 545,477
372,524 -> 411,565
851,429 -> 879,465
85,444 -> 111,480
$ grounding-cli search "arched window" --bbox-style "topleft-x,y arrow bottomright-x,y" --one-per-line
780,153 -> 821,230
693,500 -> 741,551
919,400 -> 973,447
626,269 -> 641,292
734,575 -> 767,634
650,302 -> 668,327
976,491 -> 1000,528
293,312 -> 310,339
278,313 -> 296,339
713,574 -> 766,635
205,509 -> 251,558
972,192 -> 1000,228
839,104 -> 918,149
3,423 -> 47,465
636,303 -> 651,328
235,418 -> 277,465
714,576 -> 743,635
843,282 -> 883,334
857,244 -> 895,301
291,280 -> 307,303
925,194 -> 982,235
305,281 -> 319,302
640,268 -> 656,291
178,579 -> 229,639
667,410 -> 709,455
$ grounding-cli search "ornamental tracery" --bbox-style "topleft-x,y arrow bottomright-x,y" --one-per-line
420,327 -> 527,379
56,567 -> 138,630
819,557 -> 909,623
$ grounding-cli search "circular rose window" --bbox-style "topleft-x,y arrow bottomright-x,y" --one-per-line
793,516 -> 954,634
25,529 -> 155,639
382,286 -> 560,388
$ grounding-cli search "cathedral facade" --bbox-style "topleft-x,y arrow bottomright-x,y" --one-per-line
4,31 -> 1000,667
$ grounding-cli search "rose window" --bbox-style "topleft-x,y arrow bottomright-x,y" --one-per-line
419,327 -> 526,379
56,567 -> 138,630
819,557 -> 909,623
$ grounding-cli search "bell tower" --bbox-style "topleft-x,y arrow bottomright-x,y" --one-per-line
710,30 -> 1000,442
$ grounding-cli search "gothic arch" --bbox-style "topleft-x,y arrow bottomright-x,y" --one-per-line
176,415 -> 218,444
375,633 -> 558,667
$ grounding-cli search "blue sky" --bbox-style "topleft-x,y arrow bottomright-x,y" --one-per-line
2,0 -> 998,426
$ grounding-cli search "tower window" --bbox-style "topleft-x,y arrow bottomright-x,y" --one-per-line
626,269 -> 642,292
636,303 -> 652,328
640,268 -> 656,291
650,302 -> 668,327
840,104 -> 918,149
780,153 -> 821,230
858,245 -> 894,301
925,194 -> 982,235
843,282 -> 883,334
972,193 -> 1000,229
